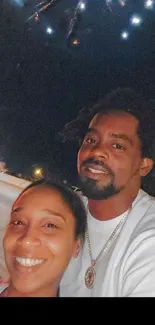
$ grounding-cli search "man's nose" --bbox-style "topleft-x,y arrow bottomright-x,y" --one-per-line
91,142 -> 109,160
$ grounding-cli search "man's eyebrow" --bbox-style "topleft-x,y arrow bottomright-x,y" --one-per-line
85,129 -> 133,146
110,133 -> 133,146
86,127 -> 97,134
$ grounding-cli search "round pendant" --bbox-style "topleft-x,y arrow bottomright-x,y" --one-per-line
85,266 -> 96,289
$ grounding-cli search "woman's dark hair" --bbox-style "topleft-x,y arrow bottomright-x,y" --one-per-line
59,87 -> 155,160
13,179 -> 87,242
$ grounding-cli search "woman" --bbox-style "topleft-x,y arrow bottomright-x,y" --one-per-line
0,180 -> 86,297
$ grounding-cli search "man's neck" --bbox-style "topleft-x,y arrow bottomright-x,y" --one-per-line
88,188 -> 140,221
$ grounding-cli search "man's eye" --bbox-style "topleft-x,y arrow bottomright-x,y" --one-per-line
112,143 -> 125,150
84,137 -> 96,144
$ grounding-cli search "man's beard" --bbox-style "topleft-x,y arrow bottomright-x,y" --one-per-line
78,177 -> 121,200
78,157 -> 121,200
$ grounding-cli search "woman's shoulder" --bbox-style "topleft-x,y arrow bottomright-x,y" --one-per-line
0,284 -> 8,296
0,277 -> 9,296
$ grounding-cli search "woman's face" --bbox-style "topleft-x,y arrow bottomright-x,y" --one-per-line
3,185 -> 80,295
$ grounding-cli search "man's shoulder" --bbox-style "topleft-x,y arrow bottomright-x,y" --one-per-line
138,189 -> 155,211
126,189 -> 155,242
130,190 -> 155,230
133,189 -> 155,207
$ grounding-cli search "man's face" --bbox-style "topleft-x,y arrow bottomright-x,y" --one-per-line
77,112 -> 150,200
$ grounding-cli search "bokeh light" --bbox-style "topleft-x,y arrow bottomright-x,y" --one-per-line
121,30 -> 129,40
130,14 -> 142,26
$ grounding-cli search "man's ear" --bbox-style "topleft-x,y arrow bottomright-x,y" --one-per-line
139,158 -> 154,177
72,238 -> 81,258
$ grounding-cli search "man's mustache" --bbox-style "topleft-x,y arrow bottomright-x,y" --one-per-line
81,157 -> 115,178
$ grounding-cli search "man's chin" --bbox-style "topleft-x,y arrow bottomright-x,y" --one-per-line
78,178 -> 119,200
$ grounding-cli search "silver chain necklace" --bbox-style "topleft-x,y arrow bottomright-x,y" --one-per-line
85,207 -> 132,289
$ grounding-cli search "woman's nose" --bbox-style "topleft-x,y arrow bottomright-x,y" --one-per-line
17,228 -> 41,247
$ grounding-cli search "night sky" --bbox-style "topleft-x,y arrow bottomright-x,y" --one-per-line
0,0 -> 155,184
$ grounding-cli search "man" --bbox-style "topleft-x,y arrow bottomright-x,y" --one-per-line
59,88 -> 155,297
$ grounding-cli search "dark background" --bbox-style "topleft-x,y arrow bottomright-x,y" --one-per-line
0,0 -> 155,187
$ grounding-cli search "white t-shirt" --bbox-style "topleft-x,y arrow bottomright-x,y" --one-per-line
60,189 -> 155,297
0,285 -> 8,296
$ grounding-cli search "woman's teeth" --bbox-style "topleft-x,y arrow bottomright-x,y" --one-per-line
16,257 -> 44,267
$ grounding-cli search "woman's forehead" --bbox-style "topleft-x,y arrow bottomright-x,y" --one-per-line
13,185 -> 73,216
14,186 -> 60,206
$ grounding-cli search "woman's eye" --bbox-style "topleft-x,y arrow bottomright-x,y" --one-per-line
45,223 -> 57,229
12,220 -> 23,226
9,220 -> 25,230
